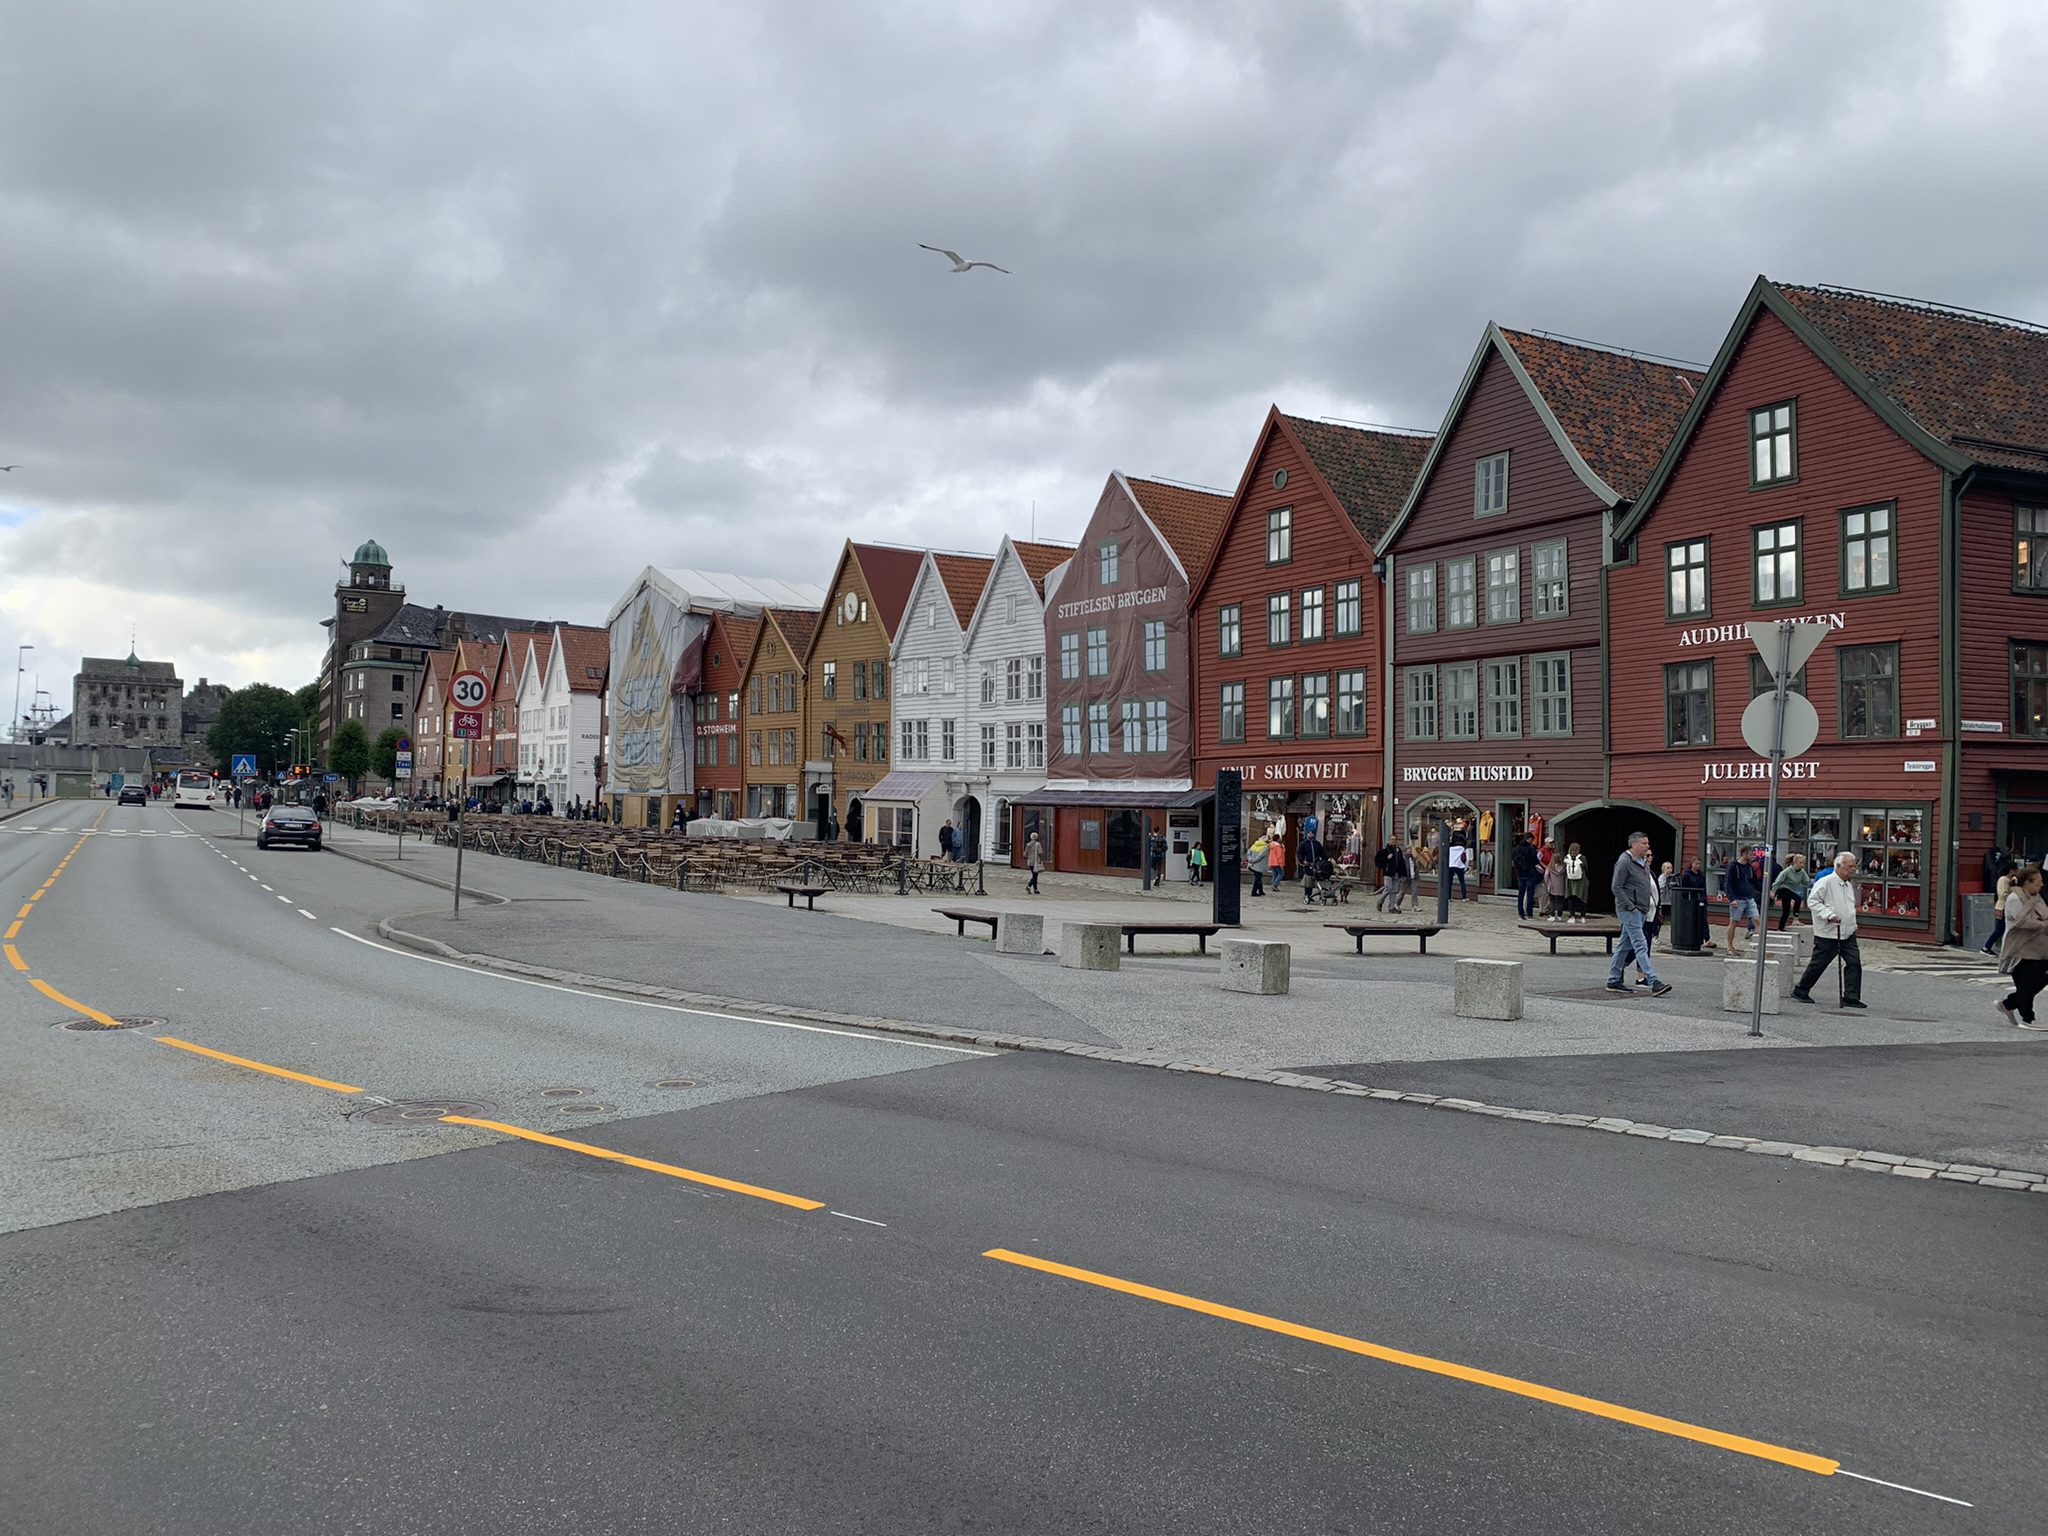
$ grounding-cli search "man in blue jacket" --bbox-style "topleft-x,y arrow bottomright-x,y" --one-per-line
1723,850 -> 1761,955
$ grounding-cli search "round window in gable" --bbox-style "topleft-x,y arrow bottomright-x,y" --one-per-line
1273,469 -> 1288,490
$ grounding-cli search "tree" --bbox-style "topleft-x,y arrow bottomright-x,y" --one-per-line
331,720 -> 371,788
206,684 -> 300,777
371,725 -> 403,783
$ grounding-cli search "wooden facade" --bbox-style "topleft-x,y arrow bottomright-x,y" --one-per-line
1382,329 -> 1701,894
740,608 -> 815,821
803,542 -> 926,838
1192,411 -> 1430,876
1610,279 -> 2048,941
690,611 -> 755,821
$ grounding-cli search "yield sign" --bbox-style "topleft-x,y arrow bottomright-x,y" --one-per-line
1746,620 -> 1832,681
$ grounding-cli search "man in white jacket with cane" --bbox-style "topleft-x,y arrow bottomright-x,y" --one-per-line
1791,852 -> 1867,1009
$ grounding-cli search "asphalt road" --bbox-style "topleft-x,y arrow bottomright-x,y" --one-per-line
2,797 -> 2041,1533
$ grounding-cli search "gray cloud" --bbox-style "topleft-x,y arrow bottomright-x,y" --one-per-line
1,0 -> 2043,694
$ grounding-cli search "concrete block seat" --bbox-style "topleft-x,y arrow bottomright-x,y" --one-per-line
1060,922 -> 1121,971
1220,938 -> 1291,994
1455,959 -> 1524,1020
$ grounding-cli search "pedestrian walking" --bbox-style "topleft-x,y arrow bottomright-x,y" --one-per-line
1605,831 -> 1672,996
1389,841 -> 1417,914
1298,829 -> 1326,904
1187,840 -> 1207,885
1373,839 -> 1397,909
938,820 -> 956,862
1024,832 -> 1043,894
1722,850 -> 1761,955
1248,834 -> 1268,898
1445,836 -> 1470,902
1148,829 -> 1169,888
1512,832 -> 1541,919
1266,830 -> 1286,891
1995,865 -> 2048,1029
1791,853 -> 1867,1009
1771,854 -> 1810,931
1543,848 -> 1567,921
1984,855 -> 2017,956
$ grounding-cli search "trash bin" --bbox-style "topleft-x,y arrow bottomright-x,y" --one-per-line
1670,885 -> 1707,952
1962,892 -> 1997,953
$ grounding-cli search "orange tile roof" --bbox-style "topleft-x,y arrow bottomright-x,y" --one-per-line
1124,478 -> 1232,585
1279,418 -> 1434,545
520,629 -> 555,690
718,614 -> 760,675
1775,283 -> 2048,474
1012,538 -> 1078,595
554,623 -> 610,694
765,607 -> 817,668
931,553 -> 996,627
1497,330 -> 1705,501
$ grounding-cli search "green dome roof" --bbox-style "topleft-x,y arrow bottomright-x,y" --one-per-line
351,538 -> 391,567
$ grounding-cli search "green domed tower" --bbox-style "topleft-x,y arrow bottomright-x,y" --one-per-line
322,537 -> 409,756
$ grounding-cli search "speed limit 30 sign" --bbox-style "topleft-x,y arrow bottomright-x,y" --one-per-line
450,670 -> 491,711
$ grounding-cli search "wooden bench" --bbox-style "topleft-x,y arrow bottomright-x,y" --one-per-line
1327,921 -> 1443,954
1119,921 -> 1222,955
774,881 -> 829,911
932,905 -> 1000,938
1519,920 -> 1623,955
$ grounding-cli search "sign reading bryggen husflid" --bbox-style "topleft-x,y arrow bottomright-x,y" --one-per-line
601,567 -> 825,830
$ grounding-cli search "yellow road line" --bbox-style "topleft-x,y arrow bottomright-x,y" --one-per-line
441,1116 -> 825,1210
14,905 -> 28,919
3,943 -> 25,972
984,1248 -> 1839,1478
4,921 -> 19,940
30,978 -> 121,1028
155,1036 -> 362,1095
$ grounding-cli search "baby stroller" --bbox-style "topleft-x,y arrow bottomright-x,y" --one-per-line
1303,855 -> 1338,906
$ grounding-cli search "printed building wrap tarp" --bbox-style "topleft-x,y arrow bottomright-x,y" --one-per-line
1042,477 -> 1194,784
606,586 -> 703,799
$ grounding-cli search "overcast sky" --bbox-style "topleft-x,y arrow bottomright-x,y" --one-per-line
2,0 -> 2043,706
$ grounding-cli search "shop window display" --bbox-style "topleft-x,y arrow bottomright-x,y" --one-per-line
1702,801 -> 1922,918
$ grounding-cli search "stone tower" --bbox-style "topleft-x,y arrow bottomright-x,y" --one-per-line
319,538 -> 407,753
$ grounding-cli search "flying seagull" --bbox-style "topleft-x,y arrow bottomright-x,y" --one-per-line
919,243 -> 1010,275
0,466 -> 16,472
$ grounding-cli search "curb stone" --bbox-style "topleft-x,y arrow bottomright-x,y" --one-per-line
369,915 -> 2048,1200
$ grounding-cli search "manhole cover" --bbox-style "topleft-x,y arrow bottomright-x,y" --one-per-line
536,1087 -> 592,1100
353,1096 -> 498,1127
55,1015 -> 164,1032
651,1077 -> 699,1090
556,1102 -> 614,1116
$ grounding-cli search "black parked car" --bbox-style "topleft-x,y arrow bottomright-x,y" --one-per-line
117,785 -> 148,806
256,805 -> 322,851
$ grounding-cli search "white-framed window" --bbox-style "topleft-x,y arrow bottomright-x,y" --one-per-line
1120,700 -> 1142,753
1300,587 -> 1325,642
1443,661 -> 1479,740
1087,701 -> 1110,753
1006,658 -> 1023,703
1532,652 -> 1572,736
1059,632 -> 1080,679
1444,558 -> 1477,628
942,719 -> 956,761
1005,722 -> 1024,769
1484,656 -> 1522,738
1027,721 -> 1044,767
1403,667 -> 1437,741
1141,699 -> 1167,753
1484,549 -> 1520,624
1406,565 -> 1436,633
1099,540 -> 1121,584
1267,506 -> 1293,563
980,723 -> 997,769
1061,704 -> 1082,755
980,666 -> 996,705
1533,540 -> 1568,617
1475,452 -> 1509,516
915,718 -> 930,760
1143,619 -> 1167,672
1027,655 -> 1043,700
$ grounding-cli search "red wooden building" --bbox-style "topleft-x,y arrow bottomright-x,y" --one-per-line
685,610 -> 756,821
1380,327 -> 1702,893
1190,410 -> 1432,875
1609,277 -> 2048,943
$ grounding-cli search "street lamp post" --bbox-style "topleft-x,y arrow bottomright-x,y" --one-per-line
11,643 -> 31,802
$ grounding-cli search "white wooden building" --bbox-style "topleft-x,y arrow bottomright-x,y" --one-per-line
874,551 -> 989,856
512,622 -> 610,811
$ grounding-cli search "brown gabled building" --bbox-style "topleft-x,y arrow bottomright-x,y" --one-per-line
1380,326 -> 1702,899
741,607 -> 818,821
408,651 -> 455,798
803,541 -> 926,838
1190,411 -> 1433,877
1609,278 -> 2048,943
1022,473 -> 1231,876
